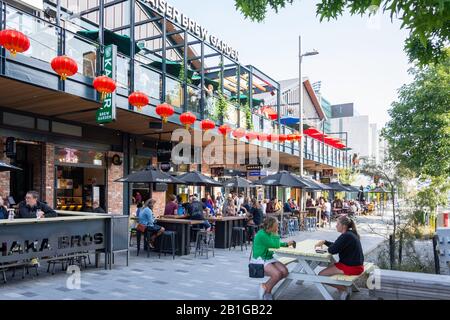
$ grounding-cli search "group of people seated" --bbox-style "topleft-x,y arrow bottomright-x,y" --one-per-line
0,190 -> 57,219
252,214 -> 364,300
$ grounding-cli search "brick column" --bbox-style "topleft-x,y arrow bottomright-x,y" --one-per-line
44,143 -> 55,206
107,151 -> 124,214
0,138 -> 10,198
150,156 -> 166,217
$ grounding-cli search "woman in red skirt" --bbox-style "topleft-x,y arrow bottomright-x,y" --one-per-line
315,215 -> 364,300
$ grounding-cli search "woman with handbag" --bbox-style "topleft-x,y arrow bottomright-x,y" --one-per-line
251,216 -> 295,300
138,199 -> 165,249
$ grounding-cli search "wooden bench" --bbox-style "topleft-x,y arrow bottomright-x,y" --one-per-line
369,269 -> 450,300
277,258 -> 376,297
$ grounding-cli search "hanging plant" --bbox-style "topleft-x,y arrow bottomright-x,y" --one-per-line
215,91 -> 229,123
178,59 -> 192,85
242,102 -> 254,130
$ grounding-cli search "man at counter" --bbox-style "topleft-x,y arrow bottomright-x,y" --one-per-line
18,191 -> 57,219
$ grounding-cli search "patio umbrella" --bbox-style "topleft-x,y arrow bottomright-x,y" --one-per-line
77,29 -> 143,56
326,182 -> 353,192
222,176 -> 255,188
302,177 -> 333,191
230,94 -> 264,107
342,184 -> 361,193
252,171 -> 311,188
177,171 -> 223,187
191,75 -> 220,90
280,116 -> 299,126
115,167 -> 182,184
0,161 -> 22,172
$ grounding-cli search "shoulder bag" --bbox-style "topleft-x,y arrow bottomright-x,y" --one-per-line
248,247 -> 265,278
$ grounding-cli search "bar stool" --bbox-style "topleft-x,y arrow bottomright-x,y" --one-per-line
305,216 -> 317,232
246,225 -> 260,243
229,227 -> 248,251
136,229 -> 150,256
194,230 -> 215,259
157,231 -> 177,260
190,226 -> 202,250
129,227 -> 137,247
1,266 -> 7,283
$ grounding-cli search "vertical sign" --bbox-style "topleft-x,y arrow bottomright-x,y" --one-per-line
96,44 -> 117,124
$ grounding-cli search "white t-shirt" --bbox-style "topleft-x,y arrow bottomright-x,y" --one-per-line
324,202 -> 331,213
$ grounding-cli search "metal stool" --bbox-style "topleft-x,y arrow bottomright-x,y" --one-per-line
1,267 -> 7,283
305,217 -> 317,232
229,227 -> 248,251
194,230 -> 215,259
246,225 -> 260,243
158,231 -> 176,260
129,228 -> 137,247
136,229 -> 150,256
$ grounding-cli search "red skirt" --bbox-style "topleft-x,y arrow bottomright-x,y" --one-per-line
335,262 -> 364,276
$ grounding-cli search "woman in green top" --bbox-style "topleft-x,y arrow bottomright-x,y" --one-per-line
252,216 -> 295,300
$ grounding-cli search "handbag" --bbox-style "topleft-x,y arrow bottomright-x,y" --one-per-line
136,223 -> 147,233
248,247 -> 265,278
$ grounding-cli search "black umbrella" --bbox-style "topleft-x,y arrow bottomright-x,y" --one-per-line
177,171 -> 223,187
326,182 -> 353,192
342,184 -> 361,193
253,171 -> 311,188
302,177 -> 333,191
222,176 -> 255,188
115,167 -> 183,184
0,161 -> 22,172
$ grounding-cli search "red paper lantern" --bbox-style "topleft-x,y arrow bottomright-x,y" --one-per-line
51,55 -> 78,80
180,112 -> 197,129
257,133 -> 268,142
245,131 -> 258,141
218,124 -> 232,137
156,103 -> 175,123
288,133 -> 302,142
128,91 -> 149,111
93,75 -> 116,101
278,134 -> 288,143
200,119 -> 215,131
267,134 -> 279,143
0,29 -> 30,57
232,128 -> 245,139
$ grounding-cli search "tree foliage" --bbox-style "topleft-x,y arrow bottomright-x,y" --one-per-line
382,51 -> 450,178
234,0 -> 450,65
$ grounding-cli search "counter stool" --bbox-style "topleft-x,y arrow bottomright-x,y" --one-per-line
47,257 -> 67,275
246,225 -> 260,243
190,226 -> 202,250
129,228 -> 137,247
229,227 -> 248,251
305,217 -> 317,232
158,231 -> 177,260
194,230 -> 215,259
136,229 -> 150,256
1,267 -> 7,283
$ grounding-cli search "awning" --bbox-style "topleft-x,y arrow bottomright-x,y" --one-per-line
150,59 -> 195,79
230,94 -> 264,107
191,74 -> 220,90
280,116 -> 299,126
77,29 -> 143,56
258,106 -> 277,120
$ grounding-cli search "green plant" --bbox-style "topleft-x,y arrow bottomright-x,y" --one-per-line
215,91 -> 229,122
178,60 -> 192,85
241,102 -> 253,130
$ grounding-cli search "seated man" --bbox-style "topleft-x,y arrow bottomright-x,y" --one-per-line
139,199 -> 165,249
283,199 -> 294,213
92,201 -> 106,213
187,196 -> 211,231
18,191 -> 57,219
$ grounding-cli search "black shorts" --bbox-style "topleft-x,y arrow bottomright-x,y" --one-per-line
147,224 -> 162,234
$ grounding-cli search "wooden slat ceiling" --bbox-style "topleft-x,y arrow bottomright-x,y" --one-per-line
0,77 -> 98,116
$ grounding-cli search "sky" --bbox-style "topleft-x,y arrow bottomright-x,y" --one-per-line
168,0 -> 413,128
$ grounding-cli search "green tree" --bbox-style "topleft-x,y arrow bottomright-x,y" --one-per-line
382,51 -> 450,178
234,0 -> 450,65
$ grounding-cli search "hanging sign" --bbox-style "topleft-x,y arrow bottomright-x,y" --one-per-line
96,44 -> 117,124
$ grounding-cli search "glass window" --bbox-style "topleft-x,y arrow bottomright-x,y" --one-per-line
3,112 -> 35,129
52,122 -> 82,136
37,118 -> 49,131
55,147 -> 105,166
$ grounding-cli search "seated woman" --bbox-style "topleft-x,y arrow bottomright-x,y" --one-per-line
252,216 -> 295,300
315,215 -> 364,300
139,199 -> 165,249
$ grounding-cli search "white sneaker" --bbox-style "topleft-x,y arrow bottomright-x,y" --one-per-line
258,284 -> 266,300
263,293 -> 273,300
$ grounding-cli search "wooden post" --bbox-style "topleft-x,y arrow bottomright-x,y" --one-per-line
432,234 -> 440,274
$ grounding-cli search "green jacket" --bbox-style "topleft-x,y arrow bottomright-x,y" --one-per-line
252,229 -> 288,260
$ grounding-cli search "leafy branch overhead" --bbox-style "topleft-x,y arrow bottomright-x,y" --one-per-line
234,0 -> 450,65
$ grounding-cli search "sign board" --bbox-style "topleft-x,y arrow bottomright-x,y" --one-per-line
248,171 -> 262,177
322,169 -> 333,177
246,165 -> 262,171
157,141 -> 172,163
321,177 -> 331,184
96,44 -> 117,124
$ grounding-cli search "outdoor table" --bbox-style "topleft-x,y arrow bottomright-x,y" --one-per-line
270,239 -> 337,300
155,218 -> 205,256
207,216 -> 246,248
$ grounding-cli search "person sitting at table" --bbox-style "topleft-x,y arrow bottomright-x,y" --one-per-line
139,199 -> 165,249
332,196 -> 343,209
252,216 -> 295,300
18,191 -> 57,219
260,199 -> 268,216
187,196 -> 211,231
202,197 -> 215,216
164,194 -> 178,216
319,197 -> 331,226
315,215 -> 364,300
247,199 -> 263,227
306,196 -> 313,208
0,197 -> 8,219
283,199 -> 294,213
222,194 -> 236,216
92,201 -> 106,213
266,198 -> 281,214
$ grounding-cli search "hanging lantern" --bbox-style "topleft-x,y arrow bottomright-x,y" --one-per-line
93,75 -> 116,101
267,134 -> 279,143
245,131 -> 258,141
50,55 -> 78,80
180,112 -> 196,129
288,132 -> 302,142
156,102 -> 175,123
257,133 -> 268,142
278,134 -> 288,143
218,124 -> 232,137
128,91 -> 149,111
200,119 -> 215,131
232,128 -> 245,139
0,29 -> 30,57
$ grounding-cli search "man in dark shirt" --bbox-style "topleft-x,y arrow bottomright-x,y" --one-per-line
92,201 -> 106,213
187,196 -> 211,231
18,191 -> 57,219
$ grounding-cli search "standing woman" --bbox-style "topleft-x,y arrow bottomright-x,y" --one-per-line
252,216 -> 295,300
315,215 -> 364,300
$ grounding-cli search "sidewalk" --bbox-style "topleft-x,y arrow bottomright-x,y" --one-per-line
0,213 -> 389,300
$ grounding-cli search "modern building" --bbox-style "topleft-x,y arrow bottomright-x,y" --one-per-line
0,0 -> 351,215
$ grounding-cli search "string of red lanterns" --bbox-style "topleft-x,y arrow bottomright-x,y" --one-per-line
156,103 -> 175,123
180,112 -> 197,129
0,29 -> 30,57
232,128 -> 245,139
51,56 -> 78,80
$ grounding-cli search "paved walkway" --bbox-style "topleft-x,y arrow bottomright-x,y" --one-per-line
0,213 -> 389,300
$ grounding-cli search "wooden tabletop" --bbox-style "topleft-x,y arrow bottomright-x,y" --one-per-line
207,216 -> 247,222
270,239 -> 332,261
0,215 -> 110,225
156,218 -> 204,225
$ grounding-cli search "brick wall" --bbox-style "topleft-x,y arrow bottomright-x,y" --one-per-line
43,143 -> 55,206
28,144 -> 42,197
106,151 -> 124,214
0,138 -> 10,198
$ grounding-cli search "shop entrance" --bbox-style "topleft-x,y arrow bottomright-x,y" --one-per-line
9,141 -> 43,205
